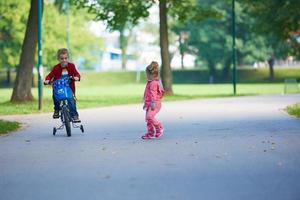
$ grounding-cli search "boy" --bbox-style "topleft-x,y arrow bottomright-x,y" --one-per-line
44,48 -> 81,122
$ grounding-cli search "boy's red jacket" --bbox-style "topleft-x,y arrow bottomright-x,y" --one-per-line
45,62 -> 81,95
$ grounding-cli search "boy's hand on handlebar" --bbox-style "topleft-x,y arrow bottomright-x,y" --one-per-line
73,76 -> 80,81
69,76 -> 79,81
44,80 -> 50,85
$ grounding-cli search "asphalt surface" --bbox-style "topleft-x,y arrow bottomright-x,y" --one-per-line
0,94 -> 300,200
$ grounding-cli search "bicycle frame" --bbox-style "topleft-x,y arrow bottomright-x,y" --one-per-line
47,76 -> 84,136
54,99 -> 82,137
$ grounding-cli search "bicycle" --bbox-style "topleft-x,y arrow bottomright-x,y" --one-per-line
45,76 -> 84,137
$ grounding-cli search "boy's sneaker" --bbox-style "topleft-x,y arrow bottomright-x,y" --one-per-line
141,133 -> 155,140
155,128 -> 164,138
53,110 -> 59,119
72,115 -> 81,123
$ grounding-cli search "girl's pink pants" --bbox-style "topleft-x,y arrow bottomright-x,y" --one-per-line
145,101 -> 162,134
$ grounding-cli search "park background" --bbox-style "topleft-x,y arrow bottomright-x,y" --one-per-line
2,2 -> 300,199
0,0 -> 300,131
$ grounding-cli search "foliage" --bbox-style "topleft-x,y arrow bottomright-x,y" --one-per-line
0,0 -> 104,70
0,0 -> 30,69
171,0 -> 277,77
73,0 -> 154,70
73,0 -> 153,31
42,2 -> 105,69
239,0 -> 300,58
74,0 -> 218,93
169,0 -> 220,22
239,0 -> 300,40
169,0 -> 220,68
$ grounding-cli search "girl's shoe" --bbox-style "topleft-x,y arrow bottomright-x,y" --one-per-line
155,128 -> 164,138
141,133 -> 155,139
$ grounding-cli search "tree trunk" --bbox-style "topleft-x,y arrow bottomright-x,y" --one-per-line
159,0 -> 173,95
179,33 -> 184,69
6,67 -> 11,84
222,57 -> 232,82
268,57 -> 275,81
11,0 -> 41,102
269,65 -> 274,81
180,52 -> 184,69
119,27 -> 127,70
208,61 -> 215,83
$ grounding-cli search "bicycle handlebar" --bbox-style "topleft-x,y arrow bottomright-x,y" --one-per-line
44,76 -> 80,85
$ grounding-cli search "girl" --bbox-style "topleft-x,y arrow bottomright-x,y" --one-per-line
142,61 -> 165,139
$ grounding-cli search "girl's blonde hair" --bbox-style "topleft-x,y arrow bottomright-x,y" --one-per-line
57,48 -> 69,59
146,61 -> 159,78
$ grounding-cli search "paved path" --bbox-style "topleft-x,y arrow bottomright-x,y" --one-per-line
1,94 -> 300,200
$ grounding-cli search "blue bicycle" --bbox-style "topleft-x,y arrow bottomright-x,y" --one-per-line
46,76 -> 84,137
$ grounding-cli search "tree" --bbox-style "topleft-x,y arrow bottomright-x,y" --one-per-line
119,23 -> 132,70
74,0 -> 152,71
0,0 -> 29,84
238,0 -> 300,81
171,25 -> 187,69
42,2 -> 104,69
157,0 -> 217,93
11,0 -> 43,101
171,0 -> 280,82
75,0 -> 214,94
176,0 -> 234,81
159,0 -> 173,93
240,0 -> 300,59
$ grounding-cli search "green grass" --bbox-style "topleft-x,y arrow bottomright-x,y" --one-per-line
0,120 -> 20,135
0,82 -> 296,115
285,103 -> 300,118
2,68 -> 300,87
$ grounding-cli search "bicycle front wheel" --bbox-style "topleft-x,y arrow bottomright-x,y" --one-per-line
62,108 -> 71,137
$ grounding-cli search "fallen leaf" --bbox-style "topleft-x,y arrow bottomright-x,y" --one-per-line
103,175 -> 111,179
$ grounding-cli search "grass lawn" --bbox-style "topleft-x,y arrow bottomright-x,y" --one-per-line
0,120 -> 20,135
285,103 -> 300,118
0,83 -> 295,115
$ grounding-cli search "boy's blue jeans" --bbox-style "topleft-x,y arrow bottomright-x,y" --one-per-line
53,95 -> 79,117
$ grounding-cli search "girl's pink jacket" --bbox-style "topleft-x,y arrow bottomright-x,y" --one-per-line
143,79 -> 165,107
